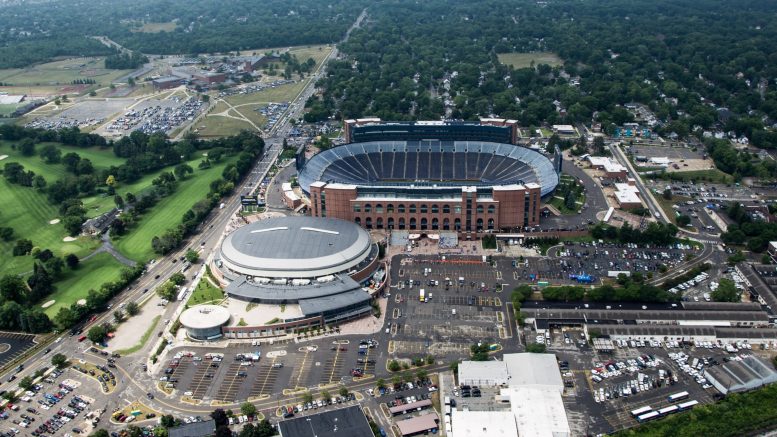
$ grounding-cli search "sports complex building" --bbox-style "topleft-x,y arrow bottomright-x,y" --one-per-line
207,216 -> 386,339
298,119 -> 561,236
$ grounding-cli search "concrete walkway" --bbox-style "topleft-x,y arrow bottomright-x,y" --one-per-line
79,231 -> 137,267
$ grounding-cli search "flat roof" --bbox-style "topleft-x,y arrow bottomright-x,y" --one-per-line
179,305 -> 230,329
226,274 -> 362,302
504,353 -> 564,390
526,308 -> 769,323
169,419 -> 216,437
396,413 -> 439,436
449,410 -> 517,437
298,289 -> 372,316
278,405 -> 373,437
459,360 -> 509,385
681,301 -> 763,311
389,399 -> 432,414
220,217 -> 372,278
505,387 -> 570,437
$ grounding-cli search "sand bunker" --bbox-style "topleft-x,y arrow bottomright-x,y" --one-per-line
0,155 -> 8,161
49,218 -> 61,225
76,299 -> 87,305
41,300 -> 56,309
63,236 -> 77,242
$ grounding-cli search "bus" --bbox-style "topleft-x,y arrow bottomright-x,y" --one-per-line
630,406 -> 653,417
668,391 -> 689,403
677,400 -> 699,411
419,289 -> 425,302
636,411 -> 660,423
657,405 -> 679,416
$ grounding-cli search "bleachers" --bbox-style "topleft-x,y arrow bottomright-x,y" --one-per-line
299,140 -> 560,196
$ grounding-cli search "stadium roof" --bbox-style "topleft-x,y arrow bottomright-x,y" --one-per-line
278,406 -> 373,437
220,217 -> 373,278
225,274 -> 363,302
179,305 -> 230,330
299,140 -> 559,196
298,289 -> 372,316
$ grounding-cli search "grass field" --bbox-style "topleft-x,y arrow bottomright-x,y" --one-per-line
656,194 -> 692,225
0,176 -> 99,276
231,104 -> 268,128
497,52 -> 563,69
655,168 -> 734,184
133,22 -> 179,33
224,81 -> 306,106
42,252 -> 123,317
113,157 -> 235,262
196,114 -> 254,138
0,104 -> 22,116
187,278 -> 224,306
0,58 -> 131,87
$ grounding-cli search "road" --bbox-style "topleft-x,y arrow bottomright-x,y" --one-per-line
0,8 -> 370,420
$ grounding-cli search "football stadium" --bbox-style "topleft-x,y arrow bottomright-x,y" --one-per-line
209,216 -> 386,339
298,119 -> 560,235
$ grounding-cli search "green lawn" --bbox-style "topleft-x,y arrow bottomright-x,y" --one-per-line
113,158 -> 234,262
658,168 -> 733,184
42,252 -> 123,317
187,278 -> 224,306
497,52 -> 563,69
0,177 -> 99,275
0,58 -> 131,87
196,115 -> 254,138
224,81 -> 306,106
0,141 -> 123,182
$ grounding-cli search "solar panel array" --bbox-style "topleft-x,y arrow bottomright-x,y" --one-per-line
300,140 -> 559,196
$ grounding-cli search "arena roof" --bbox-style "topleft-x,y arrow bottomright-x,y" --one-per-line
179,305 -> 230,330
226,275 -> 364,302
220,217 -> 373,278
299,140 -> 559,196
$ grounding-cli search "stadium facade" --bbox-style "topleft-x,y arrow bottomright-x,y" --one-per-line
209,216 -> 386,339
299,119 -> 560,235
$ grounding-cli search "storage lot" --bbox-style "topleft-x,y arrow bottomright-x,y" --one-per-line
387,255 -> 511,358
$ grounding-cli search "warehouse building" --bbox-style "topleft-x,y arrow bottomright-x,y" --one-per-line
703,355 -> 777,394
278,406 -> 373,437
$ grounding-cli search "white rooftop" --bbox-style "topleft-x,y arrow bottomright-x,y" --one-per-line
587,156 -> 627,174
505,387 -> 571,437
180,305 -> 231,329
449,410 -> 517,437
614,183 -> 642,205
459,360 -> 509,386
504,353 -> 564,391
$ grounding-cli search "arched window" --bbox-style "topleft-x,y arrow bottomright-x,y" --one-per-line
409,204 -> 417,213
377,217 -> 383,229
365,217 -> 372,229
476,218 -> 483,231
410,217 -> 417,230
388,217 -> 395,229
364,203 -> 372,213
476,205 -> 484,214
488,205 -> 495,214
488,218 -> 495,230
432,218 -> 439,230
354,217 -> 361,225
420,218 -> 428,230
443,218 -> 450,230
431,204 -> 439,214
387,204 -> 394,213
399,218 -> 406,229
398,204 -> 406,213
420,204 -> 428,214
375,203 -> 383,214
454,218 -> 461,231
443,204 -> 450,214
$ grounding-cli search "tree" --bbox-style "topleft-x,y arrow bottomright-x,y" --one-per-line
470,343 -> 489,361
160,415 -> 177,428
240,402 -> 257,417
113,310 -> 124,323
156,282 -> 177,301
388,360 -> 401,372
302,392 -> 313,404
19,138 -> 36,156
51,353 -> 68,369
87,324 -> 108,343
125,301 -> 140,316
169,272 -> 186,285
526,343 -> 547,353
65,253 -> 80,269
39,144 -> 61,163
663,188 -> 672,200
173,163 -> 193,180
12,239 -> 33,256
713,278 -> 740,302
89,430 -> 109,437
320,390 -> 331,401
18,375 -> 33,390
185,249 -> 199,263
677,215 -> 691,227
0,274 -> 27,303
210,409 -> 228,427
338,386 -> 349,397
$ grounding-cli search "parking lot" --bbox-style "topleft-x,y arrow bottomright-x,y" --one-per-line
0,333 -> 37,369
159,340 -> 386,404
387,255 -> 512,358
103,96 -> 203,136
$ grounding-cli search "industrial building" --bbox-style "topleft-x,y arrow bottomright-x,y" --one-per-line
152,76 -> 185,90
703,355 -> 777,394
278,406 -> 373,437
449,353 -> 570,437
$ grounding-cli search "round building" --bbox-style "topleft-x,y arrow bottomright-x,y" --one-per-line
179,305 -> 231,340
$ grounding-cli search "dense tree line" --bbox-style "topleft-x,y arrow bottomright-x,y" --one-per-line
590,222 -> 679,246
721,201 -> 777,252
104,51 -> 148,70
542,275 -> 679,303
0,0 -> 363,68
